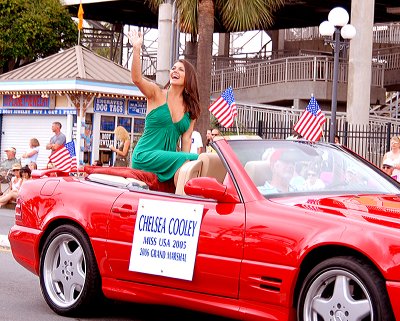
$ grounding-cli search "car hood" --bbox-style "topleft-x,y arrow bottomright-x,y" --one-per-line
272,193 -> 400,228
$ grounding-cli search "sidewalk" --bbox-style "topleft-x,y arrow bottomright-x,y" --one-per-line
0,234 -> 10,250
0,207 -> 15,250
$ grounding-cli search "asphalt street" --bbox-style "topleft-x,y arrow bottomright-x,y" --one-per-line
0,207 -> 232,321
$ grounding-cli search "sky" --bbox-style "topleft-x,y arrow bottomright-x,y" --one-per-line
138,28 -> 271,58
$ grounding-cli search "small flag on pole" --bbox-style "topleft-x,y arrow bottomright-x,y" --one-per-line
78,2 -> 84,30
208,86 -> 237,128
49,141 -> 77,172
294,96 -> 326,141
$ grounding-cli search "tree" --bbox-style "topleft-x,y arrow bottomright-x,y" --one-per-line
0,0 -> 78,73
145,0 -> 284,138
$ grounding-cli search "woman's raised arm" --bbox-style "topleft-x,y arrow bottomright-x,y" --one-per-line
128,30 -> 160,101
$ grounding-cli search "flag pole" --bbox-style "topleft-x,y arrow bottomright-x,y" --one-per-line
235,118 -> 239,135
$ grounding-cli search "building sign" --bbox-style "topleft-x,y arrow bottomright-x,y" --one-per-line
0,109 -> 76,115
128,100 -> 146,116
3,94 -> 50,108
129,199 -> 203,281
99,132 -> 114,148
94,97 -> 125,114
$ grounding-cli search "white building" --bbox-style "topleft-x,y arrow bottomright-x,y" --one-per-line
0,45 -> 145,168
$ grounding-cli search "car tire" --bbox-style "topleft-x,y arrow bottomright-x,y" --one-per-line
297,256 -> 394,321
39,225 -> 101,316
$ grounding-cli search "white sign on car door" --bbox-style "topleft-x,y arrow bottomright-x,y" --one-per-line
129,199 -> 203,281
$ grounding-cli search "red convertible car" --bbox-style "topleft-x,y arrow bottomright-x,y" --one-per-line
9,139 -> 400,321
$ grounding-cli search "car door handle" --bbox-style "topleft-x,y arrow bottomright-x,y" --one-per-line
111,207 -> 137,217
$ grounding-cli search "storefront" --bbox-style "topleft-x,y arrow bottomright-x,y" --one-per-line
0,94 -> 146,168
0,45 -> 146,168
90,97 -> 146,166
0,94 -> 75,168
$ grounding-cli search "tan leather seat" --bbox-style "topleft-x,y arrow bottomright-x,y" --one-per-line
198,153 -> 226,183
244,160 -> 270,187
175,160 -> 203,195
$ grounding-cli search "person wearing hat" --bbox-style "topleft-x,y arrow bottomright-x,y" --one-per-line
0,163 -> 22,207
381,158 -> 399,181
257,149 -> 297,194
0,147 -> 21,193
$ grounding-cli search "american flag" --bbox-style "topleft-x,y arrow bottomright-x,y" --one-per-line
49,141 -> 77,172
294,96 -> 326,141
208,86 -> 237,128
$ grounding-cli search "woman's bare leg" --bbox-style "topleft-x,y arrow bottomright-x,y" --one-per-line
174,161 -> 189,186
0,191 -> 17,206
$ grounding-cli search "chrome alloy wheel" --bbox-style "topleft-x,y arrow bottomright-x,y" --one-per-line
42,233 -> 86,308
302,269 -> 372,321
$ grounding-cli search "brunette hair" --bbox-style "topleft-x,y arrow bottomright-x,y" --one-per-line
20,165 -> 32,178
165,59 -> 200,120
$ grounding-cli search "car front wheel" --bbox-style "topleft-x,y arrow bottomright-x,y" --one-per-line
39,225 -> 101,316
297,256 -> 394,321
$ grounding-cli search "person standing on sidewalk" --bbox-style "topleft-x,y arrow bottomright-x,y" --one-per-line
21,138 -> 40,167
382,135 -> 400,179
46,122 -> 66,154
190,130 -> 204,154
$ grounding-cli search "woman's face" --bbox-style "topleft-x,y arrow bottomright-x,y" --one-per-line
391,139 -> 400,150
170,62 -> 185,86
382,165 -> 394,176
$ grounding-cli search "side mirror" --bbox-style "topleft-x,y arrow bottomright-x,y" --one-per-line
184,177 -> 239,203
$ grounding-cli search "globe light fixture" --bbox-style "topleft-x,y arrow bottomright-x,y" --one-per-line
319,7 -> 356,143
341,24 -> 357,40
328,7 -> 349,27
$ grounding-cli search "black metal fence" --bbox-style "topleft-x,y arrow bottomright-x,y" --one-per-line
220,119 -> 400,167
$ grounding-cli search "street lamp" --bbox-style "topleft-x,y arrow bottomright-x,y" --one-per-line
319,7 -> 356,143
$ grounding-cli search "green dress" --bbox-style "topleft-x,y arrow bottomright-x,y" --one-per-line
131,103 -> 198,182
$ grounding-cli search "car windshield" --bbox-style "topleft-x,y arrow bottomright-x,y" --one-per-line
227,139 -> 400,196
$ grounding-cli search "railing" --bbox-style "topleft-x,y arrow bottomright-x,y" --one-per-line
211,55 -> 385,93
373,23 -> 400,44
221,102 -> 400,165
373,46 -> 400,70
284,23 -> 400,44
141,55 -> 157,77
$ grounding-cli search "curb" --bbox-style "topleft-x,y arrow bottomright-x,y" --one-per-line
0,234 -> 10,250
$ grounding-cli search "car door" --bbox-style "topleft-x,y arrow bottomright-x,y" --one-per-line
106,181 -> 245,298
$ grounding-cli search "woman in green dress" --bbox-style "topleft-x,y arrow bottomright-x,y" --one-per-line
128,30 -> 201,186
